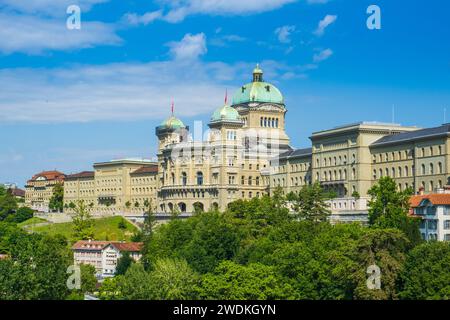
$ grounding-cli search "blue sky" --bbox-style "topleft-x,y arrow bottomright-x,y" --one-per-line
0,0 -> 449,187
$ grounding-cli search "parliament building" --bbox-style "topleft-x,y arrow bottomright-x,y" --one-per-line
25,66 -> 450,221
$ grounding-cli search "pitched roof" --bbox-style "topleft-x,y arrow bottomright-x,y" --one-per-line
29,170 -> 65,182
410,193 -> 450,207
66,171 -> 95,179
72,240 -> 143,252
111,242 -> 143,252
9,188 -> 25,197
131,165 -> 158,175
372,124 -> 450,147
277,147 -> 312,160
72,240 -> 111,250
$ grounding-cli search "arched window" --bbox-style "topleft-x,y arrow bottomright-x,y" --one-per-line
256,177 -> 260,186
438,162 -> 443,174
260,117 -> 263,127
271,118 -> 275,127
404,166 -> 409,177
241,176 -> 245,185
248,177 -> 252,185
171,173 -> 175,185
430,146 -> 433,156
379,168 -> 383,178
398,166 -> 402,177
429,181 -> 434,192
275,118 -> 279,128
196,171 -> 203,185
430,163 -> 434,175
421,164 -> 426,175
264,118 -> 267,127
391,167 -> 395,178
181,172 -> 187,186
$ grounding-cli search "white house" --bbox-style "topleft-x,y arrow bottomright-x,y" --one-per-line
410,191 -> 450,241
72,240 -> 143,278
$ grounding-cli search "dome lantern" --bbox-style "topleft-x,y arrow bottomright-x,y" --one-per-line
253,64 -> 263,82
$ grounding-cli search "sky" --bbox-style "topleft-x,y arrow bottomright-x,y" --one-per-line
0,0 -> 449,187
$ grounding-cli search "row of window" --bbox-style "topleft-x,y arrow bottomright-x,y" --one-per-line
373,146 -> 444,163
373,162 -> 444,179
317,154 -> 354,167
260,117 -> 279,128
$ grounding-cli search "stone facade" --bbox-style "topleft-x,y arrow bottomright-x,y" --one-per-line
25,66 -> 450,219
25,170 -> 66,212
63,159 -> 158,216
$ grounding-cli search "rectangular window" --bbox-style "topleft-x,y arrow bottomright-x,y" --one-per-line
444,220 -> 450,230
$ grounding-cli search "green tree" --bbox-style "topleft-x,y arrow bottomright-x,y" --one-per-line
399,242 -> 450,299
0,189 -> 18,221
368,176 -> 421,246
7,206 -> 34,223
149,258 -> 200,299
142,199 -> 157,237
288,182 -> 331,222
183,212 -> 240,273
49,183 -> 64,213
199,260 -> 295,300
118,263 -> 154,300
116,252 -> 133,275
98,276 -> 123,300
0,233 -> 71,300
71,200 -> 94,240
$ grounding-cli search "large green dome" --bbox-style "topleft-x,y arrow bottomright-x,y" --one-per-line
232,65 -> 284,105
159,115 -> 185,129
210,104 -> 240,123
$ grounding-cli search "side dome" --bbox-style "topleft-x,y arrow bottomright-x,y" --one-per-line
210,104 -> 240,122
232,64 -> 284,105
160,115 -> 185,129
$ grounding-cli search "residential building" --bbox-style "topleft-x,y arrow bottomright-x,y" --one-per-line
72,240 -> 143,277
410,190 -> 450,241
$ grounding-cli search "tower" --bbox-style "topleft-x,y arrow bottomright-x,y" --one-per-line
231,65 -> 291,160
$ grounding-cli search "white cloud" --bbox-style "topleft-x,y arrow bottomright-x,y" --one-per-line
210,34 -> 246,47
123,0 -> 303,24
0,57 -> 310,123
313,48 -> 333,62
123,10 -> 163,26
313,14 -> 337,36
0,13 -> 121,54
0,0 -> 109,16
167,33 -> 207,60
274,25 -> 296,43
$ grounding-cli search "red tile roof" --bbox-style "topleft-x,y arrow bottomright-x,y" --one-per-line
29,170 -> 66,182
410,194 -> 450,207
72,240 -> 143,252
72,240 -> 110,251
111,242 -> 143,252
131,165 -> 158,175
9,188 -> 25,197
66,171 -> 95,179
